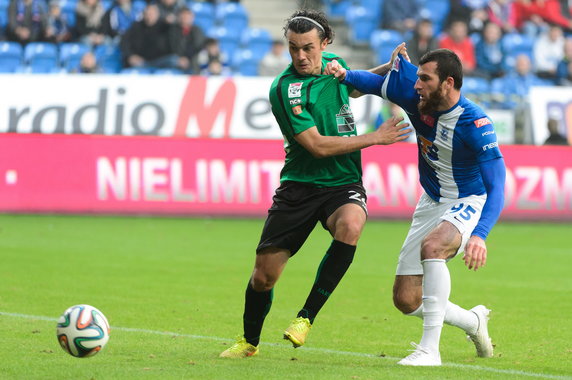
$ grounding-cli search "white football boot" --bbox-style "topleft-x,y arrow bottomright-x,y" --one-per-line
467,305 -> 494,358
397,342 -> 442,366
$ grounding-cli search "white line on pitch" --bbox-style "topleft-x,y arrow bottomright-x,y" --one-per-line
1,311 -> 570,380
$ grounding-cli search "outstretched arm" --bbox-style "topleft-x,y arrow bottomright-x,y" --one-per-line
463,157 -> 506,271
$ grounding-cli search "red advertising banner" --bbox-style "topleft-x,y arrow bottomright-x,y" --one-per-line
0,134 -> 571,220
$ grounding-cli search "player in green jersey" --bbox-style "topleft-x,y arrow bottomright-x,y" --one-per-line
220,9 -> 411,358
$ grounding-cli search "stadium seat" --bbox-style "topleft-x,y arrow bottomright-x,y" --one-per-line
0,0 -> 8,33
132,0 -> 147,17
24,42 -> 59,72
189,1 -> 215,32
0,41 -> 23,73
370,29 -> 404,64
240,28 -> 272,57
94,44 -> 123,73
215,2 -> 248,32
501,33 -> 534,69
232,48 -> 259,76
418,0 -> 450,34
462,76 -> 491,106
345,5 -> 378,45
59,42 -> 90,71
357,0 -> 383,20
323,0 -> 351,20
207,26 -> 241,61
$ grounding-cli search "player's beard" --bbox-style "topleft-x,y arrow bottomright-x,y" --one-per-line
417,87 -> 443,115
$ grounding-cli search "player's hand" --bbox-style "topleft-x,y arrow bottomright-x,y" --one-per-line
324,60 -> 347,80
390,42 -> 411,64
463,235 -> 487,271
374,116 -> 412,145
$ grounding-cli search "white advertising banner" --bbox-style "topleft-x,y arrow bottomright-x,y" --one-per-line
529,86 -> 572,145
0,74 -> 382,138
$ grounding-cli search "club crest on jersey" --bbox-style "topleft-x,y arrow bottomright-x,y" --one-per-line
440,128 -> 449,141
336,104 -> 355,133
474,117 -> 492,128
292,105 -> 303,115
288,82 -> 303,98
392,55 -> 400,71
420,114 -> 435,127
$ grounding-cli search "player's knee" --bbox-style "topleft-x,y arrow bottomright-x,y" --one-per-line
250,272 -> 277,292
333,218 -> 363,244
420,238 -> 444,260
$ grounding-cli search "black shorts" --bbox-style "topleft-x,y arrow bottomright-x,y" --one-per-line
256,181 -> 367,256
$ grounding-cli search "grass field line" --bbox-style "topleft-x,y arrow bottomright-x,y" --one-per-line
2,311 -> 570,380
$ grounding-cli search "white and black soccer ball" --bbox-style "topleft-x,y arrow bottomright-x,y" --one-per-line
56,304 -> 110,358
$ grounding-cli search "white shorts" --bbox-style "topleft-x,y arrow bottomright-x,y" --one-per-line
395,192 -> 487,276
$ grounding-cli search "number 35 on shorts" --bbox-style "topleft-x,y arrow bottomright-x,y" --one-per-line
450,203 -> 476,221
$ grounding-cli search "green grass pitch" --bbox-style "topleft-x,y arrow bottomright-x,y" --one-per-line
0,214 -> 570,380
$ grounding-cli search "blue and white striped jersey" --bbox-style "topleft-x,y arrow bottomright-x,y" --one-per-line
380,55 -> 503,202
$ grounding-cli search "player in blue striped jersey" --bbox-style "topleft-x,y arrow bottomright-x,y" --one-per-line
326,46 -> 506,366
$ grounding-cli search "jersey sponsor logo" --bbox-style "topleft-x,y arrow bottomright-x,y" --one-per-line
420,114 -> 435,127
292,105 -> 303,115
289,98 -> 301,105
482,130 -> 495,136
482,141 -> 498,151
336,104 -> 356,133
474,117 -> 492,128
288,82 -> 303,98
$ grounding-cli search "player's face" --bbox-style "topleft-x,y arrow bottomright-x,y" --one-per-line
286,29 -> 328,76
415,61 -> 448,114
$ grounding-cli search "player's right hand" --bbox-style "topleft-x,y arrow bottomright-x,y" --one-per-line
390,42 -> 411,64
374,116 -> 412,145
324,60 -> 347,80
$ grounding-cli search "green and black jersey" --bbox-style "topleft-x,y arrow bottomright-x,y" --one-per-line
269,52 -> 361,187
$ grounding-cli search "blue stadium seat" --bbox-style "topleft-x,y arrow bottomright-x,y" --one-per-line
24,42 -> 59,72
419,0 -> 450,34
240,28 -> 272,57
323,0 -> 351,20
0,41 -> 23,73
59,42 -> 90,71
207,26 -> 241,60
370,29 -> 404,64
132,0 -> 147,18
232,48 -> 259,76
215,2 -> 248,32
357,0 -> 383,20
189,1 -> 215,32
462,76 -> 491,106
94,44 -> 122,73
346,5 -> 377,45
0,0 -> 9,32
501,33 -> 534,69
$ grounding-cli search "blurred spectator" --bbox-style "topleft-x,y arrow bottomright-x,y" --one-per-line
439,19 -> 477,74
157,0 -> 184,25
171,6 -> 206,74
101,0 -> 138,41
487,0 -> 517,33
201,58 -> 232,76
534,25 -> 565,79
494,54 -> 545,104
406,18 -> 438,65
120,3 -> 178,69
44,1 -> 72,43
197,37 -> 229,72
543,118 -> 569,145
475,21 -> 506,78
445,0 -> 488,34
512,0 -> 572,36
7,0 -> 48,44
75,0 -> 105,46
71,51 -> 102,73
556,37 -> 572,85
381,0 -> 418,35
258,39 -> 289,77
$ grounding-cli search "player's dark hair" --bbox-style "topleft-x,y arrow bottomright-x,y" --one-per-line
283,9 -> 334,45
419,49 -> 463,90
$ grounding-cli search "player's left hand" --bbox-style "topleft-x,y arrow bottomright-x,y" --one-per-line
324,60 -> 347,80
463,235 -> 487,271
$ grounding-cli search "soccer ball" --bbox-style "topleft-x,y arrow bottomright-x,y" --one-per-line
56,304 -> 110,358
